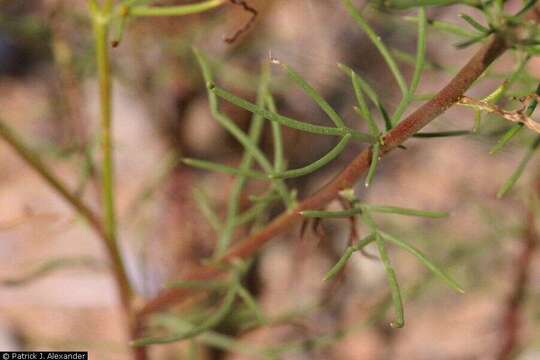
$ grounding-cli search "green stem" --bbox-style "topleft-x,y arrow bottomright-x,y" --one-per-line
92,7 -> 133,313
211,85 -> 374,142
265,94 -> 285,173
375,233 -> 404,328
130,0 -> 224,17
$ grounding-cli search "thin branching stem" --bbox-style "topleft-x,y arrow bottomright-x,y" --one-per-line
92,8 -> 134,313
89,4 -> 147,359
194,49 -> 291,207
1,3 -> 142,357
138,34 -> 507,317
211,85 -> 375,142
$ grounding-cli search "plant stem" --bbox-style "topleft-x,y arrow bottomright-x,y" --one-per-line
138,34 -> 508,317
94,13 -> 114,247
91,7 -> 140,358
1,4 -> 138,354
92,10 -> 133,305
130,0 -> 225,17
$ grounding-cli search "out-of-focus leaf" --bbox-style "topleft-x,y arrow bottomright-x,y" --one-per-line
2,256 -> 104,287
497,136 -> 540,198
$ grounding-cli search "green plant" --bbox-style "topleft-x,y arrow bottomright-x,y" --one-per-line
137,0 -> 540,353
1,1 -> 229,359
1,0 -> 540,358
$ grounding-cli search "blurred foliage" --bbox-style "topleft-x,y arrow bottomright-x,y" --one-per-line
0,0 -> 539,358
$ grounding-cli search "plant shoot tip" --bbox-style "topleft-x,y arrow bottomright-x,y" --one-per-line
390,321 -> 404,329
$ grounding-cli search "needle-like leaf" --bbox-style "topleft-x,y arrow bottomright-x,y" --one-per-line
414,130 -> 471,138
348,67 -> 379,136
404,16 -> 477,38
211,84 -> 374,142
367,205 -> 449,218
1,256 -> 103,287
265,93 -> 286,173
193,49 -> 277,175
237,286 -> 267,325
323,246 -> 355,282
270,134 -> 352,179
365,142 -> 381,187
379,231 -> 464,293
277,62 -> 345,128
459,14 -> 491,33
339,63 -> 393,131
385,0 -> 480,9
301,207 -> 363,218
392,7 -> 427,124
193,188 -> 223,233
342,0 -> 408,97
497,136 -> 540,198
338,64 -> 380,106
375,233 -> 405,328
323,234 -> 376,281
182,158 -> 268,180
490,124 -> 524,154
234,202 -> 269,226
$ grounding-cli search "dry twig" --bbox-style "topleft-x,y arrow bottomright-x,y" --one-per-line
459,95 -> 540,133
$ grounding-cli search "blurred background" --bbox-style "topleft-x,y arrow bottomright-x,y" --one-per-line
0,0 -> 539,359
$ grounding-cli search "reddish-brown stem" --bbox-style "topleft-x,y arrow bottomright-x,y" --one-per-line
138,35 -> 508,318
497,178 -> 539,360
